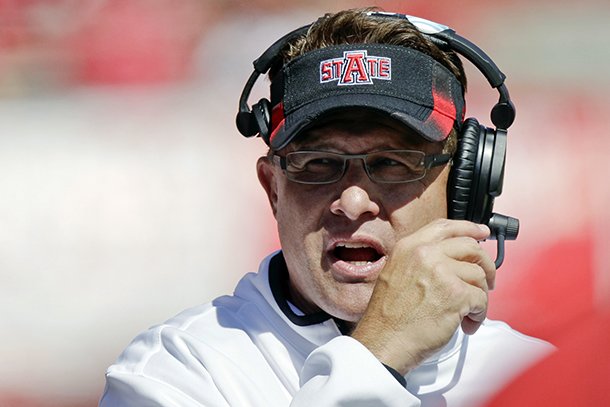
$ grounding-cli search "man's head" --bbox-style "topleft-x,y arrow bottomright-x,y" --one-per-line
256,8 -> 468,323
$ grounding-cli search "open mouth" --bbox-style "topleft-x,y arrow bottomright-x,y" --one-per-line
332,242 -> 384,265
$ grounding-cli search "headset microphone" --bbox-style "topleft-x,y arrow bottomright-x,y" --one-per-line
488,213 -> 519,268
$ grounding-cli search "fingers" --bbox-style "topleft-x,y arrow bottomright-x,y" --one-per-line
452,265 -> 489,335
401,220 -> 495,336
442,260 -> 489,323
461,286 -> 488,335
393,221 -> 496,291
438,236 -> 496,290
417,218 -> 491,243
438,240 -> 493,335
462,316 -> 484,335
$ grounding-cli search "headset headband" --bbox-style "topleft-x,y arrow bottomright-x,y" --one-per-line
236,11 -> 516,140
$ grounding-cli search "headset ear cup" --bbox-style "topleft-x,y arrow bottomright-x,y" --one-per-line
253,98 -> 272,144
448,118 -> 482,221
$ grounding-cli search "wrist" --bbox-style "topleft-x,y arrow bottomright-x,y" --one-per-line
350,327 -> 419,376
381,362 -> 407,387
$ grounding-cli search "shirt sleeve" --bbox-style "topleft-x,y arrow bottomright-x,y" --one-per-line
100,373 -> 225,407
99,325 -> 275,407
291,336 -> 421,407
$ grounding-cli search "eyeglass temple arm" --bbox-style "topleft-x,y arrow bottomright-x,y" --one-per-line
271,154 -> 289,170
424,153 -> 453,168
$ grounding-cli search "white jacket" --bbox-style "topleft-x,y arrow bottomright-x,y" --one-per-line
100,252 -> 553,406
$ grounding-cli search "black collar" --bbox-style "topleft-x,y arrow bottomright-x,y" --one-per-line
268,252 -> 332,326
268,252 -> 353,334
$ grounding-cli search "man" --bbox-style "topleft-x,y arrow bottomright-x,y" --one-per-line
101,8 -> 553,406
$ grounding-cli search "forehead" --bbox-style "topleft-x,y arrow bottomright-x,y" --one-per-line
287,109 -> 430,152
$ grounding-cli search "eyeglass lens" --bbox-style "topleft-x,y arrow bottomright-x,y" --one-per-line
284,150 -> 428,184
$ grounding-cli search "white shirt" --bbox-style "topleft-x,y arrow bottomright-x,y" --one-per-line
100,252 -> 554,406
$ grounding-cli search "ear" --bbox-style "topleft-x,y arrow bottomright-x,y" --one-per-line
257,156 -> 279,217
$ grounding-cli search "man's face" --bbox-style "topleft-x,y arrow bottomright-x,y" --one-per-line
257,112 -> 450,323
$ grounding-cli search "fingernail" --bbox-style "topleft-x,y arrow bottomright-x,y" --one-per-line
478,224 -> 490,233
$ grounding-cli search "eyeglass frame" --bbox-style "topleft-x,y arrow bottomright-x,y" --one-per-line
270,149 -> 453,185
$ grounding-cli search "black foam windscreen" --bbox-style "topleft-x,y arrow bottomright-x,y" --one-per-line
236,111 -> 258,137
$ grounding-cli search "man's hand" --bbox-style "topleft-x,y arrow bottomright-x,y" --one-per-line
350,219 -> 496,375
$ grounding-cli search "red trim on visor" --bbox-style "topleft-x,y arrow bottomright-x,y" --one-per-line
269,102 -> 285,144
428,88 -> 457,138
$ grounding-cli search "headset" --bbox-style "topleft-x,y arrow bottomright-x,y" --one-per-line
236,11 -> 519,268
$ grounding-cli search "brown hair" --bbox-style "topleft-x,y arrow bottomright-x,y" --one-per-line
273,8 -> 466,89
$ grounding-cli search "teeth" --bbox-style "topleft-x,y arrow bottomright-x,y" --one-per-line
349,261 -> 372,265
336,242 -> 372,249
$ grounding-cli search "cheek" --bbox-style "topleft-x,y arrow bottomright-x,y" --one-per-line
386,169 -> 449,234
274,182 -> 328,252
276,183 -> 321,223
420,170 -> 449,215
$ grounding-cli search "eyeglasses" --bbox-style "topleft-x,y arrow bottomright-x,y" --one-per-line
272,150 -> 452,184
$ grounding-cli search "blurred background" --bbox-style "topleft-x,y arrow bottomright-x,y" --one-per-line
1,0 -> 608,406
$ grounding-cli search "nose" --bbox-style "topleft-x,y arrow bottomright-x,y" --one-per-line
330,185 -> 380,220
